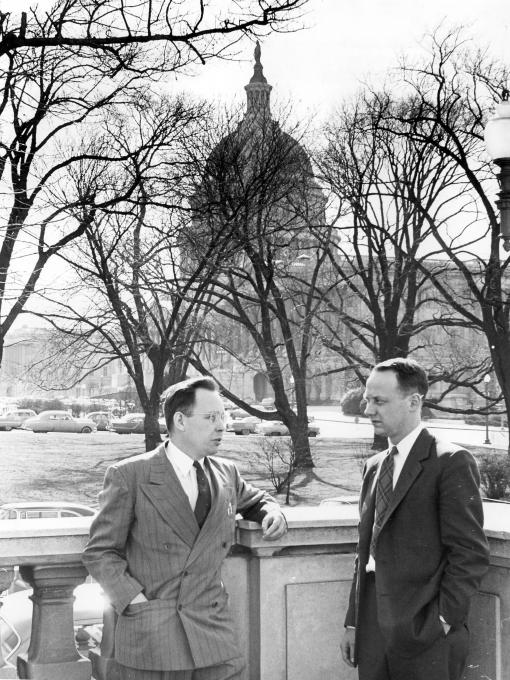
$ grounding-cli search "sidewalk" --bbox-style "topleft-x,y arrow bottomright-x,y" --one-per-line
307,406 -> 509,451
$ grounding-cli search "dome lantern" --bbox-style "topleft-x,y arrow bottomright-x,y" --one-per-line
244,41 -> 272,120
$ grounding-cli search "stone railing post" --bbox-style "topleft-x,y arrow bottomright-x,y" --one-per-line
0,567 -> 16,678
17,563 -> 91,680
89,603 -> 120,680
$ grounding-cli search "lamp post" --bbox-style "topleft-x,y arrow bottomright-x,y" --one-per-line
483,374 -> 491,445
484,88 -> 510,252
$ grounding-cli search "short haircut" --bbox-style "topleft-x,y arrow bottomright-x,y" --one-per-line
373,357 -> 428,398
163,376 -> 219,432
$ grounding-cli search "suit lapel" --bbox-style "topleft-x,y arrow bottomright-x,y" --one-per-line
140,445 -> 199,547
379,428 -> 433,532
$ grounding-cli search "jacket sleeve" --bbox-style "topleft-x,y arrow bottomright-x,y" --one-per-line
344,554 -> 358,627
82,465 -> 144,614
438,449 -> 490,626
232,464 -> 282,523
344,458 -> 373,628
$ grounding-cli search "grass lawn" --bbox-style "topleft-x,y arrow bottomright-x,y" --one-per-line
0,430 -> 502,508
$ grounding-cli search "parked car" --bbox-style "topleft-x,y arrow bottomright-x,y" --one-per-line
110,413 -> 167,435
0,409 -> 36,431
255,418 -> 320,437
86,411 -> 110,431
0,502 -> 96,520
0,582 -> 104,663
228,408 -> 250,420
229,416 -> 261,435
22,411 -> 97,434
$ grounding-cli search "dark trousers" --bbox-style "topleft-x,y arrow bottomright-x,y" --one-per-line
357,574 -> 469,680
118,657 -> 245,680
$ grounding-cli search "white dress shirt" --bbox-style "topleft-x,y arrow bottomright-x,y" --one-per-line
165,440 -> 206,511
366,423 -> 424,573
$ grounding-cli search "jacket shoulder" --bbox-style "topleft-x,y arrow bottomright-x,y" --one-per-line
428,432 -> 470,459
208,455 -> 238,473
109,445 -> 163,473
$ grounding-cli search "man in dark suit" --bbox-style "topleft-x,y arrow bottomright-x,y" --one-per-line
83,376 -> 287,680
340,358 -> 489,680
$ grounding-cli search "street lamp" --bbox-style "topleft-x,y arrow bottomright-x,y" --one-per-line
484,88 -> 510,252
483,374 -> 491,445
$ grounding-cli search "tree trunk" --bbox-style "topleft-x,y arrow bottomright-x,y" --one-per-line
289,423 -> 314,468
144,411 -> 162,452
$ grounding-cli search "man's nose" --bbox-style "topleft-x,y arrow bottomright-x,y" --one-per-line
364,401 -> 373,416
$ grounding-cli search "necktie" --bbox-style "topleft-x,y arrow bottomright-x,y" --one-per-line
193,459 -> 212,528
369,446 -> 398,559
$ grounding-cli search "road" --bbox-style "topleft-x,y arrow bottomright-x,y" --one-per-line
307,406 -> 509,450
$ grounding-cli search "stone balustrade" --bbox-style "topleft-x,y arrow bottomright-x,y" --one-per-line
0,503 -> 508,680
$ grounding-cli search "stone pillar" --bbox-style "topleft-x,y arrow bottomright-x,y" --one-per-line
0,567 -> 16,678
17,563 -> 91,680
89,603 -> 120,680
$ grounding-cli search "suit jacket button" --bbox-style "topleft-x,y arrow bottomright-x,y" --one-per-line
222,541 -> 228,548
178,604 -> 183,611
212,601 -> 218,608
164,543 -> 171,550
183,570 -> 189,577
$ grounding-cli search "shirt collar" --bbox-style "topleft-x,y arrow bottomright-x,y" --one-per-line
389,423 -> 424,457
166,439 -> 202,476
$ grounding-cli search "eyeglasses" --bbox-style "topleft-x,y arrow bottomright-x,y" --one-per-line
188,411 -> 226,424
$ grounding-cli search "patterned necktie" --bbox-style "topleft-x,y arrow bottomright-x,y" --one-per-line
369,446 -> 398,559
193,459 -> 212,528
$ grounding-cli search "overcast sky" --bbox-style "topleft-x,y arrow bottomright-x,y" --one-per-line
171,0 -> 510,121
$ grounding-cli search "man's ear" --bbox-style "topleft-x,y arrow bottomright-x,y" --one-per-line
173,411 -> 186,432
409,393 -> 422,412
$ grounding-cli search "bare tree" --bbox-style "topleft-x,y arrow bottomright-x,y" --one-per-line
189,106 -> 334,469
0,0 -> 308,375
251,437 -> 296,505
372,28 -> 510,448
318,92 -> 493,415
29,94 -> 229,451
0,1 -> 308,72
0,25 -> 161,373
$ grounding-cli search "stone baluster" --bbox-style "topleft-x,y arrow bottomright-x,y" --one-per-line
0,567 -> 16,678
17,563 -> 91,680
89,603 -> 120,680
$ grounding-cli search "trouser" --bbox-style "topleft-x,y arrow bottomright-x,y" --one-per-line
118,657 -> 246,680
357,573 -> 469,680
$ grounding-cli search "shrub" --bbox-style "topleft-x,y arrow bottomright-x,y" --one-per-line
465,413 -> 508,427
250,437 -> 295,505
478,453 -> 510,500
17,397 -> 66,414
340,387 -> 365,417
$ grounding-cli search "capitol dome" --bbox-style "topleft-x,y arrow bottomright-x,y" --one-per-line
190,42 -> 326,259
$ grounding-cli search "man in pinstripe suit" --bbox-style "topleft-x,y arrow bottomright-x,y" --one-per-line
83,376 -> 287,680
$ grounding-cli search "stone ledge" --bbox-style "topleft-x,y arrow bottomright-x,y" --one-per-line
0,502 -> 507,565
